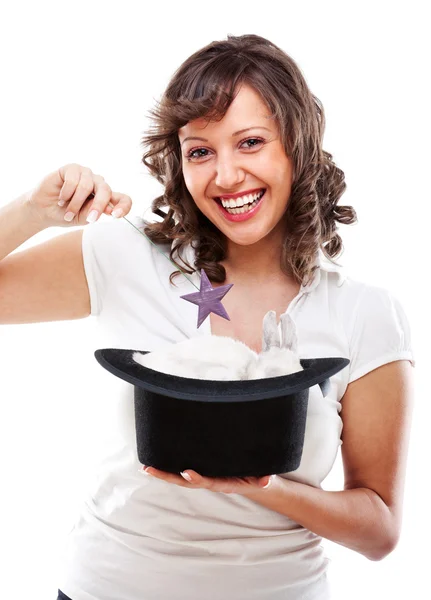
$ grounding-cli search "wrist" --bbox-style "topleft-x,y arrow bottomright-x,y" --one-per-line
20,190 -> 49,232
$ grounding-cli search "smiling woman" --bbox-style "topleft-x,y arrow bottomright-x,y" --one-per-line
0,31 -> 411,600
140,34 -> 357,290
178,85 -> 293,242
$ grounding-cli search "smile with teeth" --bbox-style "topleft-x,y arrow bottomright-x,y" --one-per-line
219,189 -> 266,214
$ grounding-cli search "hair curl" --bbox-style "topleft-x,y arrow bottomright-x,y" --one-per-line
140,34 -> 357,287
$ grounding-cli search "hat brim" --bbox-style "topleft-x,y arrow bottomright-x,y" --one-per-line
94,349 -> 350,401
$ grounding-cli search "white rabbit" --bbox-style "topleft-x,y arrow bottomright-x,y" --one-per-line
133,335 -> 258,380
132,310 -> 303,380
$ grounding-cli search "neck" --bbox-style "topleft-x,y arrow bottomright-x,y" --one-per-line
222,235 -> 288,283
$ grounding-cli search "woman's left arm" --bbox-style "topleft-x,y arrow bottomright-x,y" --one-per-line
242,359 -> 415,562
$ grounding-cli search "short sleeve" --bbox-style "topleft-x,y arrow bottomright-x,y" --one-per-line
348,285 -> 415,384
81,222 -> 104,316
81,216 -> 141,317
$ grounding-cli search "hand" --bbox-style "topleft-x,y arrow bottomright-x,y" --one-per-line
141,466 -> 276,495
25,163 -> 133,229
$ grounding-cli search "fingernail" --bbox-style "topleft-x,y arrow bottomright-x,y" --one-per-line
181,472 -> 192,482
112,208 -> 123,218
138,467 -> 151,476
58,199 -> 65,207
86,209 -> 98,223
64,212 -> 74,222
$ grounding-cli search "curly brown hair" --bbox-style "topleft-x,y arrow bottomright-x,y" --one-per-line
140,33 -> 357,287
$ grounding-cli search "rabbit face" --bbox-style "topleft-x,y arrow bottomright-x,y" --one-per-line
132,311 -> 302,381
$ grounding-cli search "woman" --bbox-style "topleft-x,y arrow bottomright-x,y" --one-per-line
0,34 -> 414,600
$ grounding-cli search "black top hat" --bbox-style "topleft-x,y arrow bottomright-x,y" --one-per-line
95,348 -> 349,478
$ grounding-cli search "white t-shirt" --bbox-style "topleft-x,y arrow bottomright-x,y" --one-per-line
57,216 -> 415,600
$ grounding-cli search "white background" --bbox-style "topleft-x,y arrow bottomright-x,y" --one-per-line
0,1 -> 429,598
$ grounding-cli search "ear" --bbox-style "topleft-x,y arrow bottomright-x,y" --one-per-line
262,310 -> 280,352
280,312 -> 298,352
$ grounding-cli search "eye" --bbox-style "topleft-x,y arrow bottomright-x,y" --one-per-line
241,138 -> 263,149
185,137 -> 264,161
186,147 -> 210,160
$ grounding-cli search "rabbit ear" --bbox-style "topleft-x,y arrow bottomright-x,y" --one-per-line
262,310 -> 280,352
280,312 -> 298,352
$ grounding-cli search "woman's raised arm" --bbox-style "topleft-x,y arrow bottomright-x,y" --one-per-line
0,163 -> 132,324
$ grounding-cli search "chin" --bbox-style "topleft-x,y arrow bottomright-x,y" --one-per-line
220,228 -> 270,247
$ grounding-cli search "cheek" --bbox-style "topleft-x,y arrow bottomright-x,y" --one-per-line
181,171 -> 209,213
272,160 -> 293,191
182,166 -> 206,197
264,145 -> 293,186
181,167 -> 193,192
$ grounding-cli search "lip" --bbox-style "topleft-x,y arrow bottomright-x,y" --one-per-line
216,190 -> 266,223
214,187 -> 265,200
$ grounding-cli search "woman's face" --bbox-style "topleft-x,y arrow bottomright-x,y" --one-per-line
178,83 -> 294,248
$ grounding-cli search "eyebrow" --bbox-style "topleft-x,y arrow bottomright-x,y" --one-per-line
180,126 -> 271,146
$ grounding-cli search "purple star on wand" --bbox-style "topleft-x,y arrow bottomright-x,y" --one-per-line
180,269 -> 233,329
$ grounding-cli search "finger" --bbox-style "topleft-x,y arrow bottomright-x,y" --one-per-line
103,201 -> 114,215
260,475 -> 274,488
251,475 -> 270,486
143,467 -> 192,488
91,175 -> 113,215
59,167 -> 96,219
57,163 -> 86,206
180,470 -> 199,484
106,192 -> 133,219
91,178 -> 127,217
80,176 -> 113,223
182,471 -> 234,493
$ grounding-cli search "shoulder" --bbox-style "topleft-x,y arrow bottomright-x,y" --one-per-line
322,268 -> 413,347
330,273 -> 411,341
325,269 -> 399,317
83,214 -> 163,247
335,275 -> 407,322
82,214 -> 173,269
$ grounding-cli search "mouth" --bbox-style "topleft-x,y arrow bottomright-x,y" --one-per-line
214,188 -> 266,221
214,188 -> 266,223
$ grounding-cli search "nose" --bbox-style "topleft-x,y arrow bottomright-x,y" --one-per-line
214,155 -> 245,190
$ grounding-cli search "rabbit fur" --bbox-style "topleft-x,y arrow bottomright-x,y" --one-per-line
132,310 -> 303,381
